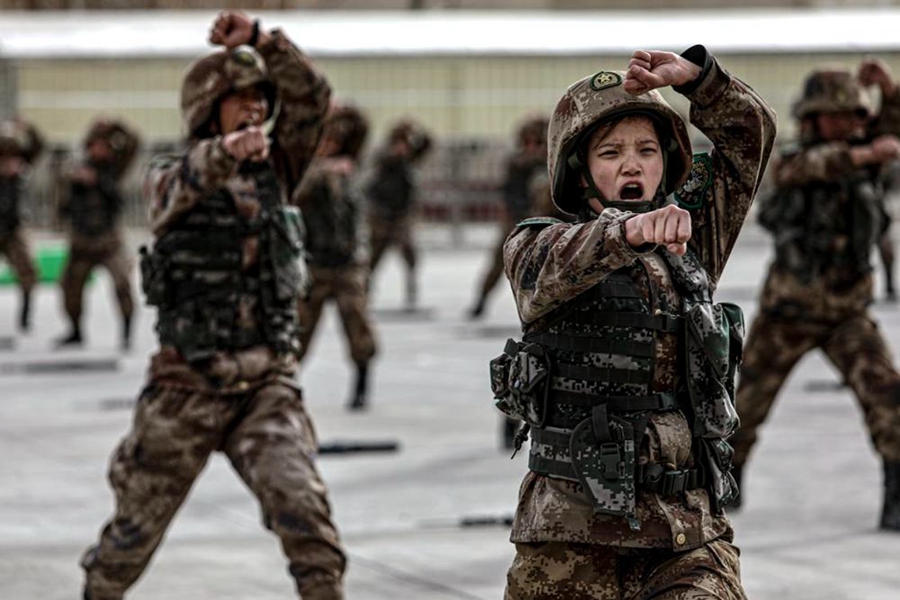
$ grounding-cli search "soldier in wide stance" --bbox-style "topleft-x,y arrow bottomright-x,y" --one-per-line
731,61 -> 900,530
0,118 -> 44,332
492,45 -> 774,597
56,118 -> 139,349
81,11 -> 345,599
293,103 -> 377,410
367,118 -> 432,309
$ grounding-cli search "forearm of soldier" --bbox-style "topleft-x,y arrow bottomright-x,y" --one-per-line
505,210 -> 652,323
259,30 -> 331,133
184,137 -> 238,190
774,144 -> 857,186
872,82 -> 900,136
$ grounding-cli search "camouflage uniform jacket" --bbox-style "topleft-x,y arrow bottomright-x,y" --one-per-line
145,29 -> 331,393
293,159 -> 368,268
366,152 -> 416,221
504,59 -> 776,549
62,162 -> 126,243
503,149 -> 548,223
758,89 -> 900,322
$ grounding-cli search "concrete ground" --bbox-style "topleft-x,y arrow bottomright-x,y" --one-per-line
2,224 -> 900,600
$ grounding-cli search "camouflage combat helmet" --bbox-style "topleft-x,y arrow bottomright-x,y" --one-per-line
792,69 -> 872,120
548,70 -> 692,216
84,119 -> 132,153
323,104 -> 369,161
180,47 -> 277,139
388,119 -> 432,161
517,114 -> 550,147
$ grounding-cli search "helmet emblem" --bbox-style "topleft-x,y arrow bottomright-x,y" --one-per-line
233,49 -> 258,66
590,71 -> 623,91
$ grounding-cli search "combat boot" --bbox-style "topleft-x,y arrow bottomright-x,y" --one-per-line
121,314 -> 133,352
730,463 -> 744,510
880,460 -> 900,531
18,290 -> 31,332
348,362 -> 370,411
55,324 -> 84,348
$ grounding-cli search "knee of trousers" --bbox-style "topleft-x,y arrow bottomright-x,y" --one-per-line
350,335 -> 377,364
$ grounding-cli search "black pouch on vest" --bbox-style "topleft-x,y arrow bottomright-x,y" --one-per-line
490,339 -> 551,427
139,245 -> 168,307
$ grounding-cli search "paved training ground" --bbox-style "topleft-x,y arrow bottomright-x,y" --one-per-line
2,224 -> 900,600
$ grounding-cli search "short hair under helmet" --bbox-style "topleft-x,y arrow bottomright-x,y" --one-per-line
180,47 -> 277,139
547,70 -> 693,216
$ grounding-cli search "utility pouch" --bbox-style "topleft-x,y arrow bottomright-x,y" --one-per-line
569,404 -> 637,519
698,437 -> 739,514
490,339 -> 551,427
267,205 -> 309,302
684,302 -> 743,439
139,244 -> 168,307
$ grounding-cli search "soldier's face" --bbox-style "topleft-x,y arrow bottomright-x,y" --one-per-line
815,111 -> 866,141
87,139 -> 113,163
584,116 -> 663,205
0,155 -> 25,179
218,86 -> 269,135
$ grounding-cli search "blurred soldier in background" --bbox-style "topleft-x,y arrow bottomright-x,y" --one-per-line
0,117 -> 44,332
495,45 -> 774,598
469,114 -> 551,319
81,11 -> 346,599
733,61 -> 900,531
877,162 -> 899,300
293,103 -> 377,410
56,118 -> 139,350
366,118 -> 432,309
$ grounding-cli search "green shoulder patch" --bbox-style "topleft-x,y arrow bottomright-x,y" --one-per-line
590,71 -> 623,91
515,217 -> 564,229
148,153 -> 181,171
674,152 -> 713,210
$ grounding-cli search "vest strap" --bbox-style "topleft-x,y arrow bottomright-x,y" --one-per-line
555,364 -> 653,385
524,331 -> 655,357
557,311 -> 683,333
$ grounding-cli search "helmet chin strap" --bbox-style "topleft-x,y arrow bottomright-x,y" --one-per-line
569,151 -> 667,216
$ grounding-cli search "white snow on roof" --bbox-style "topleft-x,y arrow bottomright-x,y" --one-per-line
0,9 -> 897,59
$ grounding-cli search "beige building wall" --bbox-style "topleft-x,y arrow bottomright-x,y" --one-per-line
14,51 -> 900,148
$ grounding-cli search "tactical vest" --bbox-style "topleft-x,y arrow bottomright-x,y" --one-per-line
367,156 -> 414,218
491,219 -> 743,525
303,173 -> 361,268
759,169 -> 885,284
0,177 -> 22,236
140,162 -> 307,363
67,166 -> 122,237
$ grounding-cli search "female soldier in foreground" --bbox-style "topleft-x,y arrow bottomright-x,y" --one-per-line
493,45 -> 775,597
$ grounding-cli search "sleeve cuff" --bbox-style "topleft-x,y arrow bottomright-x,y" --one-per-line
254,28 -> 288,61
604,209 -> 658,259
674,47 -> 731,109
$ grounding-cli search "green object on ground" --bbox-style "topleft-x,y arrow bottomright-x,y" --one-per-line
0,244 -> 92,285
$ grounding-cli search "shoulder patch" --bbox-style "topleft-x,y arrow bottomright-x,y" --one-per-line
515,217 -> 564,229
674,152 -> 713,210
148,153 -> 181,172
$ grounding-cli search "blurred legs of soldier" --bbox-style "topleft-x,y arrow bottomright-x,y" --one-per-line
369,215 -> 418,309
879,231 -> 896,301
57,234 -> 134,350
0,229 -> 37,332
81,380 -> 346,600
731,312 -> 900,529
298,266 -> 377,410
469,218 -> 515,319
505,539 -> 745,600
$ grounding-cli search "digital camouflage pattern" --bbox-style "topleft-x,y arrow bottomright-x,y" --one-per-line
732,70 -> 900,468
82,27 -> 346,600
503,55 -> 776,549
505,537 -> 745,600
792,69 -> 872,120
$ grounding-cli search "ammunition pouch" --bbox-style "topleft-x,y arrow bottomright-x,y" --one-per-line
490,338 -> 551,427
265,205 -> 309,303
139,244 -> 168,307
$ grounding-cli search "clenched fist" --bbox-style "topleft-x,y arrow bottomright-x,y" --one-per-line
624,50 -> 702,96
222,127 -> 269,162
624,204 -> 692,256
209,10 -> 269,49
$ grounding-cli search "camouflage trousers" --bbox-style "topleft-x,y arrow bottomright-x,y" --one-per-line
298,265 -> 377,365
731,311 -> 900,465
475,217 -> 517,303
82,375 -> 346,600
61,232 -> 134,324
369,214 -> 417,275
505,539 -> 746,599
0,228 -> 37,291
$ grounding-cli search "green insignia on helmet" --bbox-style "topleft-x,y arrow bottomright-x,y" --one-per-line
590,71 -> 623,91
674,153 -> 713,210
233,49 -> 257,66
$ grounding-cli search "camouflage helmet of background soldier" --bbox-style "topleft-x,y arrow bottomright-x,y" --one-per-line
180,46 -> 277,139
517,114 -> 550,148
388,119 -> 433,162
547,70 -> 692,217
791,68 -> 873,121
83,118 -> 140,178
323,104 -> 370,161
